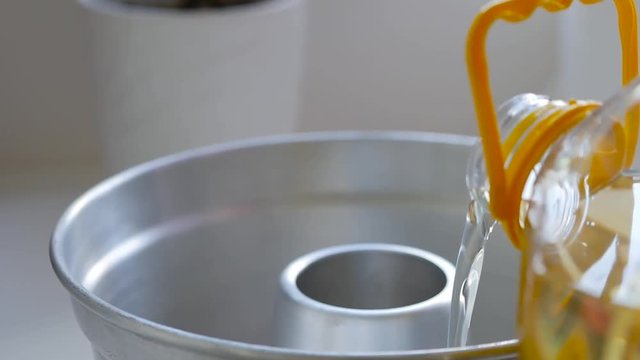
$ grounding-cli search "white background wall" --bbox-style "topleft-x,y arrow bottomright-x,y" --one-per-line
0,0 -> 631,168
299,0 -> 560,134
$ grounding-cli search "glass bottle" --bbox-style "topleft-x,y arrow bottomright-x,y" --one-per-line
468,77 -> 640,358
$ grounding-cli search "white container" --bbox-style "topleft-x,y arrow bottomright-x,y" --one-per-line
81,0 -> 306,173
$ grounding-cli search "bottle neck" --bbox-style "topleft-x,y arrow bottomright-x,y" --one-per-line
467,93 -> 601,247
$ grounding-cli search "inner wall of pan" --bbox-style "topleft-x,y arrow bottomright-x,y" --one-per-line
61,138 -> 519,348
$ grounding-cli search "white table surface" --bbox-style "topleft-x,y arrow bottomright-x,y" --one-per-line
1,165 -> 102,359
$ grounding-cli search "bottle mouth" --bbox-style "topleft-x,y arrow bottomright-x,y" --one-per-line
467,93 -> 602,246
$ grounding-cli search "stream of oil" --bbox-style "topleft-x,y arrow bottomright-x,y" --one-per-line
448,199 -> 495,347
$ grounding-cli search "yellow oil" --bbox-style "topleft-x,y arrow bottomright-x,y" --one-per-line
520,174 -> 640,359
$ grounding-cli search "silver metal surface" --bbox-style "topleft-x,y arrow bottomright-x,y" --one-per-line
51,132 -> 520,359
118,0 -> 265,8
273,243 -> 455,352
